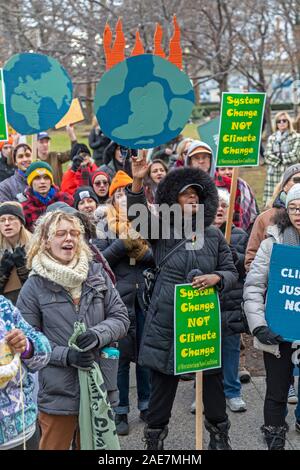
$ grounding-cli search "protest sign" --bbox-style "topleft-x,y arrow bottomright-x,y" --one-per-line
174,283 -> 221,374
0,70 -> 8,141
55,98 -> 84,129
216,92 -> 266,167
197,116 -> 220,157
266,244 -> 300,342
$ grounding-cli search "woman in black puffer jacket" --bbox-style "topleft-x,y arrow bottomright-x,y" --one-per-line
126,158 -> 238,450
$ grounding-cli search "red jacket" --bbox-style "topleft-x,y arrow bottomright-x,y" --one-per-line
22,187 -> 74,232
61,164 -> 98,196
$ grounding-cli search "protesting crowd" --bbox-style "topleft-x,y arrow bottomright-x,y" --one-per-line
1,109 -> 300,452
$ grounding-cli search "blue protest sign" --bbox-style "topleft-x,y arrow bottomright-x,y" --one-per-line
266,244 -> 300,342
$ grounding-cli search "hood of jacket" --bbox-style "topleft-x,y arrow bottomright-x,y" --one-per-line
155,167 -> 218,228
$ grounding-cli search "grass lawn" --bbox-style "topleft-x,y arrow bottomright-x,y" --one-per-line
48,121 -> 266,209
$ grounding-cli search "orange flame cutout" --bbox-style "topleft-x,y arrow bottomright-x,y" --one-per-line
103,15 -> 182,70
131,31 -> 145,56
168,16 -> 182,69
153,23 -> 166,59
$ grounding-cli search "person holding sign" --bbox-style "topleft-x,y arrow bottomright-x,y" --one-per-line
0,203 -> 31,305
126,157 -> 238,450
243,183 -> 300,449
263,112 -> 300,206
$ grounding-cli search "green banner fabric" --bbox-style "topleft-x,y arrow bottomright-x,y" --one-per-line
0,70 -> 8,141
174,284 -> 221,374
216,92 -> 266,167
68,322 -> 120,450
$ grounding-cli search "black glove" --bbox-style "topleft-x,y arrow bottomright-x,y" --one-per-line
12,246 -> 26,268
67,349 -> 96,370
71,154 -> 84,172
76,330 -> 99,351
253,326 -> 284,345
0,250 -> 15,277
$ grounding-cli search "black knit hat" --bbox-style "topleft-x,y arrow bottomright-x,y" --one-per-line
0,203 -> 26,225
70,143 -> 91,160
73,186 -> 99,209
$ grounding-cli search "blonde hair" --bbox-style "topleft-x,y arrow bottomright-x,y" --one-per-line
0,202 -> 31,250
27,211 -> 92,268
273,111 -> 294,132
176,138 -> 194,162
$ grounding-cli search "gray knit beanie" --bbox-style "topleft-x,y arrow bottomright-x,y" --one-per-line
281,164 -> 300,188
285,184 -> 300,207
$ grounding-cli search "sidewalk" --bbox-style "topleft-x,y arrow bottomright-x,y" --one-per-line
118,373 -> 300,450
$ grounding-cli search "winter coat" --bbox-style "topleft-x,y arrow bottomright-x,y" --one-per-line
61,163 -> 98,196
16,262 -> 130,415
0,296 -> 51,447
219,224 -> 248,336
245,195 -> 285,271
0,154 -> 14,183
0,245 -> 30,305
243,224 -> 282,355
36,139 -> 77,187
95,211 -> 154,361
22,187 -> 74,232
0,170 -> 27,203
263,131 -> 300,205
88,128 -> 110,166
126,167 -> 238,375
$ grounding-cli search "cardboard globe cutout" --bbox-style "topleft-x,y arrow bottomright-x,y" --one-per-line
94,17 -> 195,149
3,53 -> 73,135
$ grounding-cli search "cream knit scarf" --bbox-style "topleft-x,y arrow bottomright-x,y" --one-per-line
31,251 -> 89,301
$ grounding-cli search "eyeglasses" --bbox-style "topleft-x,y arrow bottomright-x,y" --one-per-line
16,152 -> 32,158
0,216 -> 19,224
276,119 -> 288,124
292,177 -> 300,184
54,229 -> 81,239
287,207 -> 300,215
94,180 -> 109,187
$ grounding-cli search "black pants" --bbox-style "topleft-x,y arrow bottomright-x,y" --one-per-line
146,369 -> 227,428
263,342 -> 296,426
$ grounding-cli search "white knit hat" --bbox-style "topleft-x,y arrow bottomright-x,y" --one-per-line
285,183 -> 300,207
217,188 -> 230,207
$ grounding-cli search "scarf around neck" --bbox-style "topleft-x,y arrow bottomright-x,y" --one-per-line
31,251 -> 89,301
283,225 -> 300,246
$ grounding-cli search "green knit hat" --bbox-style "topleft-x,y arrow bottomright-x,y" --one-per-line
25,161 -> 54,186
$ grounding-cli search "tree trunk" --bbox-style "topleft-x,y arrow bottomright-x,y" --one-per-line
85,81 -> 93,125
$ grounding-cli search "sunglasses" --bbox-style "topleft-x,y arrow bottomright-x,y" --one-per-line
276,119 -> 288,124
94,180 -> 109,187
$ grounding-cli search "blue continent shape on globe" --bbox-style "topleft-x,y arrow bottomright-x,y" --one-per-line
4,53 -> 73,135
94,54 -> 195,149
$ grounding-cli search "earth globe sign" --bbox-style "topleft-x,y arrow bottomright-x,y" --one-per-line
3,53 -> 73,135
94,54 -> 195,149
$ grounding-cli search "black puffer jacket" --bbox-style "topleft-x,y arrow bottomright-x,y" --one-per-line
219,223 -> 249,336
126,168 -> 238,375
88,128 -> 111,166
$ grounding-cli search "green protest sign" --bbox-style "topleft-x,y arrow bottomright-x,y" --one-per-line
0,70 -> 8,141
174,284 -> 221,374
197,116 -> 220,157
216,92 -> 266,167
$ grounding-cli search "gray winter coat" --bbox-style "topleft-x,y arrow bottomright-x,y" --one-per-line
243,225 -> 282,355
0,170 -> 27,202
16,261 -> 130,415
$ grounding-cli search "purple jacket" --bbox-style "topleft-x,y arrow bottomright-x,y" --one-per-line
0,170 -> 27,203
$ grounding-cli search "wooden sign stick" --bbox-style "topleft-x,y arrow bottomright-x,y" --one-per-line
195,371 -> 203,450
225,167 -> 239,243
31,134 -> 37,161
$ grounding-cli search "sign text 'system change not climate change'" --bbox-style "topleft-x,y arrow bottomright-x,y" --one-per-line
217,92 -> 266,167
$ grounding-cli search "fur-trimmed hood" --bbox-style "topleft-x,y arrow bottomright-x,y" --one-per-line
155,167 -> 218,227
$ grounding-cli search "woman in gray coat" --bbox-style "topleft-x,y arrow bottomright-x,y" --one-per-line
244,183 -> 300,450
16,210 -> 129,450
